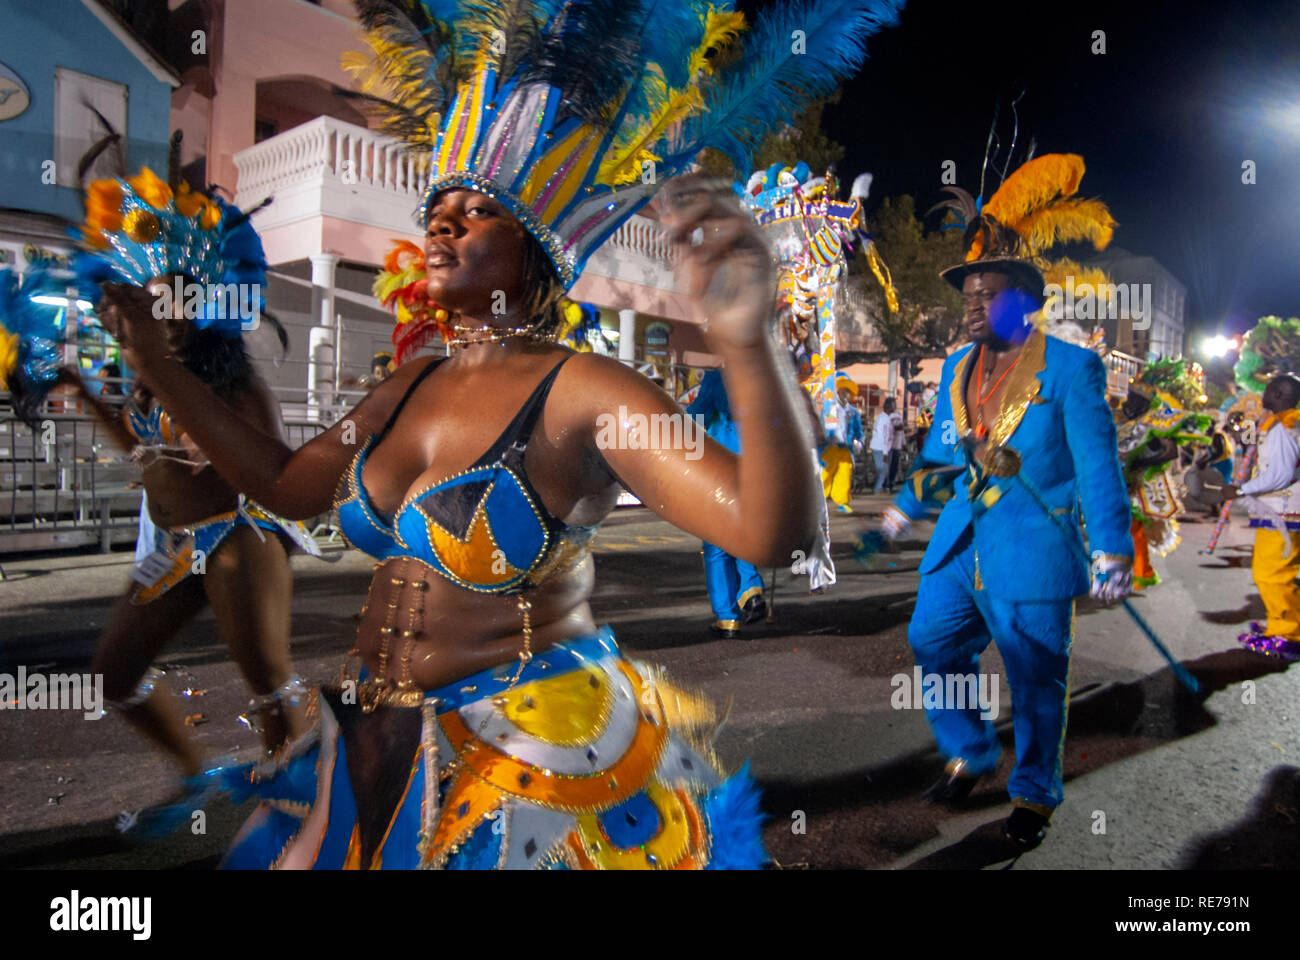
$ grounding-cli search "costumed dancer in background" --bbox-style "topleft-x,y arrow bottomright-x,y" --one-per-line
821,370 -> 863,511
102,0 -> 902,869
1222,374 -> 1300,661
1114,362 -> 1212,589
67,159 -> 319,777
879,154 -> 1133,850
688,369 -> 767,638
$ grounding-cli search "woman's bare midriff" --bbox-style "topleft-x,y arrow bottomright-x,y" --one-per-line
354,554 -> 599,691
142,459 -> 241,528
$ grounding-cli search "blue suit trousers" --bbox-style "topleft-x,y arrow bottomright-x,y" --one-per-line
907,531 -> 1075,809
703,542 -> 764,626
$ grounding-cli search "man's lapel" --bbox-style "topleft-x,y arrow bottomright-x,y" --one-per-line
949,347 -> 973,435
990,329 -> 1047,448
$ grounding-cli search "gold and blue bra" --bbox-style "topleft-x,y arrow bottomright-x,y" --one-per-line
334,356 -> 594,593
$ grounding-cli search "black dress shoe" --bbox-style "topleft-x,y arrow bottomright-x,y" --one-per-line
709,621 -> 741,640
924,761 -> 980,805
1002,806 -> 1050,851
741,595 -> 768,625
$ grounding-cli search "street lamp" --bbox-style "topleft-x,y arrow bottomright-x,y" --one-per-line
1200,334 -> 1238,359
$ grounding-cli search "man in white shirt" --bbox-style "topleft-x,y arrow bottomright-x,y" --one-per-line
887,405 -> 905,492
1224,374 -> 1300,661
870,398 -> 895,494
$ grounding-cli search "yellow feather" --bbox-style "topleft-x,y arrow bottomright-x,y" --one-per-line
1040,259 -> 1116,308
689,8 -> 747,76
1016,198 -> 1116,256
983,154 -> 1085,229
599,81 -> 704,185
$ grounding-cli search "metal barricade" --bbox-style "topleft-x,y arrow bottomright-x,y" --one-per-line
0,389 -> 367,557
0,400 -> 142,555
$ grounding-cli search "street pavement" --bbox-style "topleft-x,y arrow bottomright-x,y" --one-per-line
1,493 -> 1297,870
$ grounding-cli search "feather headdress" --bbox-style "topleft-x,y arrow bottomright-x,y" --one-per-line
70,167 -> 272,339
931,153 -> 1117,305
343,0 -> 905,289
0,268 -> 65,425
67,113 -> 284,350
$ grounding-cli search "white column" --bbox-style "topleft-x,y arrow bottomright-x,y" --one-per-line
618,309 -> 636,362
307,253 -> 340,421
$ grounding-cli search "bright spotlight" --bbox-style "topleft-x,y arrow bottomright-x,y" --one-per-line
1201,334 -> 1236,358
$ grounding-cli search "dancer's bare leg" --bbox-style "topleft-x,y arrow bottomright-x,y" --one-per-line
92,577 -> 208,777
204,525 -> 303,755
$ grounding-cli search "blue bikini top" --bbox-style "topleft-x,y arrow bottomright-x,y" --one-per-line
334,355 -> 595,593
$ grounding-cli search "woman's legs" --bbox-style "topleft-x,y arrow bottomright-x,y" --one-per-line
203,525 -> 304,755
92,577 -> 209,777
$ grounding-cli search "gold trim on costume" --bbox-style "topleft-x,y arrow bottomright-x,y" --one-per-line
949,349 -> 972,436
988,330 -> 1046,448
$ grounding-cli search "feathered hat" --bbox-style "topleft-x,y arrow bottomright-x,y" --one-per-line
0,268 -> 66,425
931,153 -> 1117,306
343,0 -> 905,290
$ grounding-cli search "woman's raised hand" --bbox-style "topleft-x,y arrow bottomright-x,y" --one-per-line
98,282 -> 169,370
660,174 -> 774,351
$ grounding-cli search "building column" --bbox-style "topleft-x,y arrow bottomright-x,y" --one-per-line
618,308 -> 637,362
307,253 -> 340,421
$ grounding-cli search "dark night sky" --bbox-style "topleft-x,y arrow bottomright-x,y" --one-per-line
749,0 -> 1300,339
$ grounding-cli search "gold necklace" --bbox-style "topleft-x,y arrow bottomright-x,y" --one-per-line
446,321 -> 544,350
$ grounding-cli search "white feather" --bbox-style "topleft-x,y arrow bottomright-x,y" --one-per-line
850,172 -> 873,200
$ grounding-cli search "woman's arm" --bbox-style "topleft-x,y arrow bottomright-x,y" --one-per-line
571,177 -> 820,567
572,352 -> 816,568
54,368 -> 137,453
96,283 -> 423,519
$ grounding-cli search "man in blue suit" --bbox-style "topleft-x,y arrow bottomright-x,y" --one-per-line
880,258 -> 1134,850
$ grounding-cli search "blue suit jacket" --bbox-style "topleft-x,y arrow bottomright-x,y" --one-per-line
894,330 -> 1133,601
687,370 -> 740,454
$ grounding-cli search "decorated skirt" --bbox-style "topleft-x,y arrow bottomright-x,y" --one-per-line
130,496 -> 320,604
219,627 -> 766,870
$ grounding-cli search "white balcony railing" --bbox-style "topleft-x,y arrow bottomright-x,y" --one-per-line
606,214 -> 680,266
234,116 -> 679,284
235,115 -> 428,209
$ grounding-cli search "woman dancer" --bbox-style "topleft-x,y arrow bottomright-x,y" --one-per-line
69,168 -> 317,777
99,0 -> 900,868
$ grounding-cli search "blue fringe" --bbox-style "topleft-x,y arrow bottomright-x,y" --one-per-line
703,761 -> 768,870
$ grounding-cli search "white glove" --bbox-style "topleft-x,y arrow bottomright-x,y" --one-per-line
881,505 -> 911,541
1090,555 -> 1133,604
852,440 -> 863,456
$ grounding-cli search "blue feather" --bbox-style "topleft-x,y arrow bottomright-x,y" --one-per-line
674,0 -> 904,173
703,760 -> 769,869
636,0 -> 718,89
0,268 -> 65,423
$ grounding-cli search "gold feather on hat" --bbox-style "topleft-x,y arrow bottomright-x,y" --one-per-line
968,154 -> 1115,263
